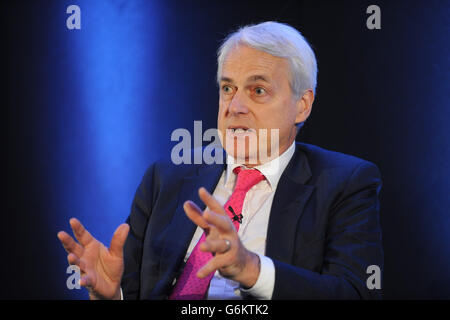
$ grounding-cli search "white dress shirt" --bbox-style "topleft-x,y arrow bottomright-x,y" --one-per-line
184,141 -> 296,299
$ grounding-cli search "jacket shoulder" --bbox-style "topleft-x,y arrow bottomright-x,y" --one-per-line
296,142 -> 381,177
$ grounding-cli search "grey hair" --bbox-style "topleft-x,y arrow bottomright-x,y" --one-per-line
217,21 -> 318,99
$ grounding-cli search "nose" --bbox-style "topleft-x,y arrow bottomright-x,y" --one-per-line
228,91 -> 249,115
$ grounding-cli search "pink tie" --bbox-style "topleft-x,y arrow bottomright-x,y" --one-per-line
169,167 -> 265,299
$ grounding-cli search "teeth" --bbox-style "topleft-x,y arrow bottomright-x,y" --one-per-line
230,128 -> 252,133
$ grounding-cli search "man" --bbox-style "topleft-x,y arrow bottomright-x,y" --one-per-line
57,21 -> 383,300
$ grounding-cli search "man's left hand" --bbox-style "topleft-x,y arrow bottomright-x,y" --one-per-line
183,187 -> 261,288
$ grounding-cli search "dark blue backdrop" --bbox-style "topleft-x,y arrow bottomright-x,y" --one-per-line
2,0 -> 449,299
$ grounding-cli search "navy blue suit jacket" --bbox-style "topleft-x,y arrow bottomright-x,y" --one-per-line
121,142 -> 383,299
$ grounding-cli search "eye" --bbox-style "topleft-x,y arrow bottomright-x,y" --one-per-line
222,85 -> 234,94
254,87 -> 267,96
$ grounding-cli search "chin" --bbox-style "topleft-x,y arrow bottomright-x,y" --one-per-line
222,141 -> 256,165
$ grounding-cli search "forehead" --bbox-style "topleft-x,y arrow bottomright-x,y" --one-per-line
221,45 -> 290,82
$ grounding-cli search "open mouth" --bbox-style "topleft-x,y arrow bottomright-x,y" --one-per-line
227,126 -> 255,134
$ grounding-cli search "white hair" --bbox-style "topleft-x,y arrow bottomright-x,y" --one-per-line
217,21 -> 318,98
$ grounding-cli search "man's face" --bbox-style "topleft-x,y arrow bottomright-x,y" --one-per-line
217,44 -> 301,166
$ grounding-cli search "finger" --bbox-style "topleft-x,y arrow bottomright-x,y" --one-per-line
200,238 -> 231,254
67,252 -> 80,266
183,201 -> 209,230
109,223 -> 130,259
203,210 -> 235,235
198,187 -> 227,216
79,273 -> 95,288
57,231 -> 84,257
69,218 -> 94,247
197,255 -> 228,279
67,253 -> 88,273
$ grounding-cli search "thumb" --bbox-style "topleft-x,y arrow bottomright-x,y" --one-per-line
109,223 -> 130,258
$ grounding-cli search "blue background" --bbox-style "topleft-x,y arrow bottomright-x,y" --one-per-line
2,0 -> 449,299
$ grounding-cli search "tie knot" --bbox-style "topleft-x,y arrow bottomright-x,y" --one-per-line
232,166 -> 265,192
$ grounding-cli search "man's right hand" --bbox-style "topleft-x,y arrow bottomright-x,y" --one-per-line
57,218 -> 130,300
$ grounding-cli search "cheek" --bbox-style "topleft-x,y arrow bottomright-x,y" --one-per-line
279,98 -> 298,124
259,102 -> 286,127
261,102 -> 296,133
218,96 -> 229,113
217,100 -> 228,137
217,102 -> 225,121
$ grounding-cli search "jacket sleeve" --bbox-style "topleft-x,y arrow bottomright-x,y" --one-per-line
121,164 -> 155,300
272,161 -> 383,299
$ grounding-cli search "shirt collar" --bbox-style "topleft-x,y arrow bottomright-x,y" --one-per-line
224,141 -> 296,190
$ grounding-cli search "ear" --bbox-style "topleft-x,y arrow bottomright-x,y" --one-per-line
294,89 -> 314,125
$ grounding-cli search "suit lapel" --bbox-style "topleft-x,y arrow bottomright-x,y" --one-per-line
158,160 -> 225,286
266,143 -> 315,263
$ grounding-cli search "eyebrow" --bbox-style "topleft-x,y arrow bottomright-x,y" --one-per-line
220,76 -> 234,84
220,75 -> 271,84
247,75 -> 270,83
